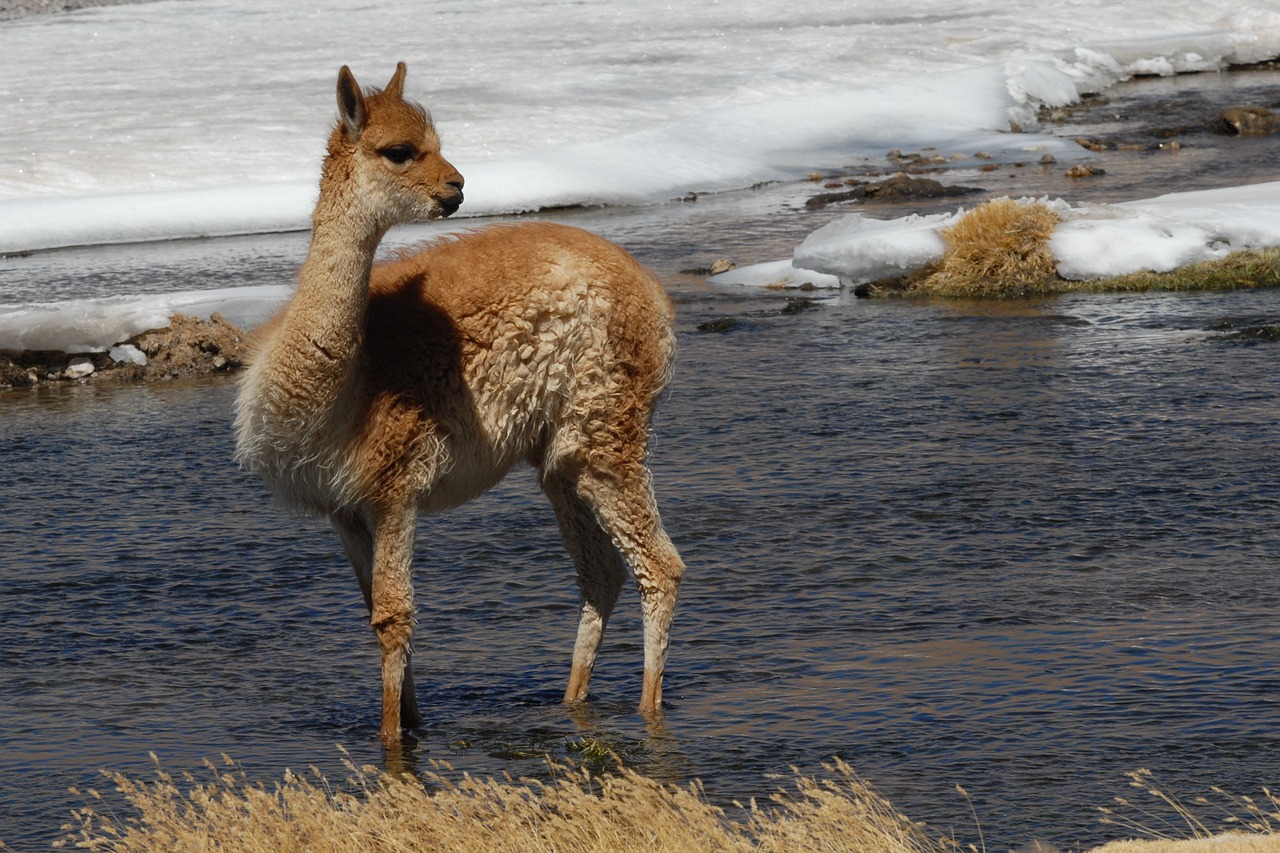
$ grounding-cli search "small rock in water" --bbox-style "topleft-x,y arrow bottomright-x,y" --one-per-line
805,173 -> 984,210
681,258 -> 738,277
781,297 -> 820,315
1218,105 -> 1280,136
1065,164 -> 1105,178
64,357 -> 95,379
1072,137 -> 1108,152
108,344 -> 148,366
696,316 -> 739,333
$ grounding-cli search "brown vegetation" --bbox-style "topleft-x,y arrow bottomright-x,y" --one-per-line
1065,247 -> 1280,293
55,756 -> 959,853
1092,769 -> 1280,853
48,757 -> 1280,853
905,197 -> 1062,297
861,198 -> 1280,299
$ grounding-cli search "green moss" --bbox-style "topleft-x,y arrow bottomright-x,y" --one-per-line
1062,247 -> 1280,293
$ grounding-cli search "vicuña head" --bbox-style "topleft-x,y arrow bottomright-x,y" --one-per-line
235,62 -> 685,749
327,62 -> 464,232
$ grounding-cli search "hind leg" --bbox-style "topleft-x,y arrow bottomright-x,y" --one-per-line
553,458 -> 684,716
542,471 -> 628,702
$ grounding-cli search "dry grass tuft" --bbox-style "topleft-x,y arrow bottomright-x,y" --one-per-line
47,754 -> 1280,853
913,198 -> 1061,297
860,200 -> 1280,299
56,752 -> 963,853
1091,769 -> 1280,852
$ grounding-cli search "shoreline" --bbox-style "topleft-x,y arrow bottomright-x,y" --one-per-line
0,312 -> 246,388
4,65 -> 1280,389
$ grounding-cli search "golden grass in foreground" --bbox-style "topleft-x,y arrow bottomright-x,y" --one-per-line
866,198 -> 1280,298
1090,769 -> 1280,853
43,756 -> 1280,853
55,753 -> 962,853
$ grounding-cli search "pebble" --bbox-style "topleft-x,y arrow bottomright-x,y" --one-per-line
109,344 -> 148,366
1065,164 -> 1106,178
65,357 -> 95,379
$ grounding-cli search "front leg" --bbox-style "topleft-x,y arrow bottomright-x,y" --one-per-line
332,509 -> 423,735
368,503 -> 420,745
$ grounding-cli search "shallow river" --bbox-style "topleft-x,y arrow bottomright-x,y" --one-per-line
3,75 -> 1280,851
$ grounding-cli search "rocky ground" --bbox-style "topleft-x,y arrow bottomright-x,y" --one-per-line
0,312 -> 247,388
801,61 -> 1280,214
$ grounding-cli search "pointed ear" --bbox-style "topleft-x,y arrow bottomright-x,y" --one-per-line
336,65 -> 367,140
385,62 -> 407,99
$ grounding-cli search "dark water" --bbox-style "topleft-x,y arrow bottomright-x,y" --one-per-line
3,259 -> 1280,850
4,75 -> 1280,852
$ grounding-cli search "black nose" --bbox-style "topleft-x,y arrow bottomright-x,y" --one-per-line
440,190 -> 463,216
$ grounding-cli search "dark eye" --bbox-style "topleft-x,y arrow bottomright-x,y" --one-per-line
379,144 -> 416,165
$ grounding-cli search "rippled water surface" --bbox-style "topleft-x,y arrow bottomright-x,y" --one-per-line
4,91 -> 1280,850
4,244 -> 1279,849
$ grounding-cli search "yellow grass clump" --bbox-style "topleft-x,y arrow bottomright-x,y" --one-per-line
913,197 -> 1061,297
1091,769 -> 1280,853
54,753 -> 962,853
861,198 -> 1280,298
41,755 -> 1280,853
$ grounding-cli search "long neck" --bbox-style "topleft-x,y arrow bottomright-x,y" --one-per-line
278,160 -> 386,373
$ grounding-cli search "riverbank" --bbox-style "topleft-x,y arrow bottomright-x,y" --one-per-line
4,64 -> 1278,386
0,312 -> 244,387
7,235 -> 1279,390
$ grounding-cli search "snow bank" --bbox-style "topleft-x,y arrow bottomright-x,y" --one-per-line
2,0 -> 1279,350
0,185 -> 317,255
0,285 -> 290,353
8,181 -> 1279,354
712,182 -> 1280,288
0,67 -> 1083,254
1,0 -> 1275,253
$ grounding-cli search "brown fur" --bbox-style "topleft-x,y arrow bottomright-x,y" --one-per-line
234,64 -> 684,746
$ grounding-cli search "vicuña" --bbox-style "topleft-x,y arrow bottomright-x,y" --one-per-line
234,62 -> 685,745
